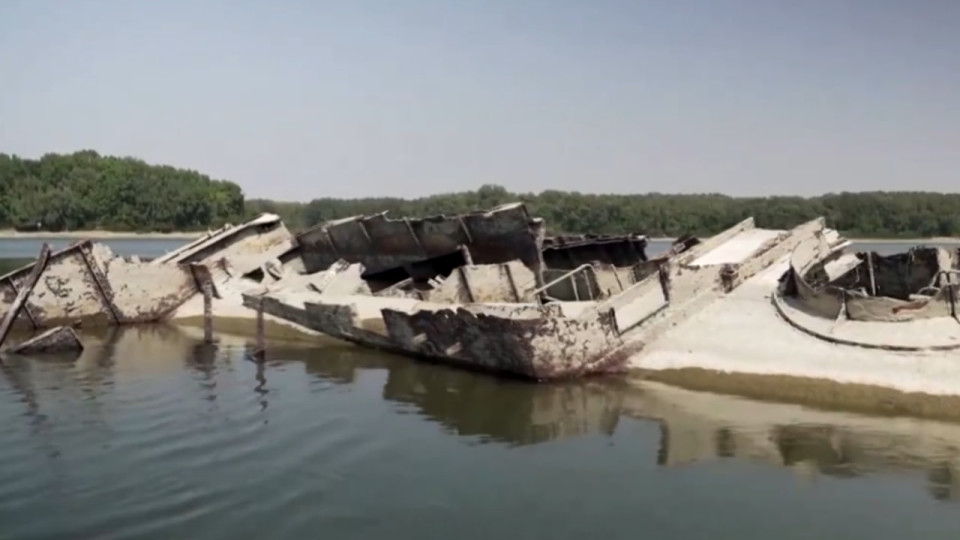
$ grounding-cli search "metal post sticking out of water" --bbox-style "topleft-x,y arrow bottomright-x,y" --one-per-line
202,280 -> 214,344
866,252 -> 877,296
254,296 -> 266,361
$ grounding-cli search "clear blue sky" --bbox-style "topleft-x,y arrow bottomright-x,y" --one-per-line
1,0 -> 958,201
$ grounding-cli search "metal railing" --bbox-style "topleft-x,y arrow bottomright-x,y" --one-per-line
526,263 -> 599,304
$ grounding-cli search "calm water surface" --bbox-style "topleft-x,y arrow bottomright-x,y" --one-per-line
1,325 -> 960,540
0,237 -> 188,260
2,238 -> 960,539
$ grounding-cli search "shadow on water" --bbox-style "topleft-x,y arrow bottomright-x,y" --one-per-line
3,323 -> 960,503
280,340 -> 960,502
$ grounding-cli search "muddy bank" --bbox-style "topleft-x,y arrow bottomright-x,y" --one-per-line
633,368 -> 960,422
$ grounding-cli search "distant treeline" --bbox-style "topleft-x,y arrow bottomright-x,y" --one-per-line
4,151 -> 960,237
0,151 -> 243,231
250,185 -> 960,238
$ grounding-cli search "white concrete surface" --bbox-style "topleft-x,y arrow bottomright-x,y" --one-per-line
776,294 -> 960,349
170,275 -> 321,335
690,229 -> 783,266
628,257 -> 960,397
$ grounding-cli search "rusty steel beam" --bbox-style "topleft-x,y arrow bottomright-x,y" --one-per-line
457,266 -> 476,303
504,264 -> 521,302
3,277 -> 39,330
0,243 -> 52,350
76,245 -> 122,324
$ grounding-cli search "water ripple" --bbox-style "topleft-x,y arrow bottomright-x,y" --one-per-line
5,325 -> 960,539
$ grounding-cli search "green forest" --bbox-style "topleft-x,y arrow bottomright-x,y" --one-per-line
3,151 -> 960,238
251,187 -> 960,239
0,151 -> 244,232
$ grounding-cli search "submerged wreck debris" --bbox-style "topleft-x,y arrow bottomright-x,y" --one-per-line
0,243 -> 52,350
786,240 -> 958,323
0,213 -> 296,331
153,213 -> 295,276
245,213 -> 824,381
8,326 -> 83,355
770,231 -> 960,350
541,233 -> 650,269
13,198 -> 960,406
294,202 -> 546,277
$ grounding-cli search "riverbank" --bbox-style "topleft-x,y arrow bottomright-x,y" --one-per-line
648,236 -> 960,244
0,229 -> 203,240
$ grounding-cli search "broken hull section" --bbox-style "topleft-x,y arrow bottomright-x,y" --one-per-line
628,225 -> 960,410
245,216 -> 824,381
244,289 -> 628,380
0,241 -> 197,328
294,202 -> 547,276
0,213 -> 297,330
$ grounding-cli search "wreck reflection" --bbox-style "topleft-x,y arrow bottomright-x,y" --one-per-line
295,346 -> 960,500
633,382 -> 960,501
4,326 -> 960,502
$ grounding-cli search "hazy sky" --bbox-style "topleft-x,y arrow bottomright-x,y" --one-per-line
1,0 -> 958,201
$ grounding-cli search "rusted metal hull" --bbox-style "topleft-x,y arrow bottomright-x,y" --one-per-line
294,203 -> 547,276
0,214 -> 298,330
8,326 -> 83,355
0,241 -> 198,329
541,233 -> 649,269
247,216 -> 832,383
243,290 -> 628,380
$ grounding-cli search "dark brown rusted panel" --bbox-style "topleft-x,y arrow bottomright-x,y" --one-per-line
188,263 -> 220,299
380,307 -> 625,381
3,277 -> 39,329
542,233 -> 650,269
0,243 -> 51,349
295,203 -> 545,275
76,244 -> 121,324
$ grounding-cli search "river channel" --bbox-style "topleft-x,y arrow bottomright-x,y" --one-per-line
1,238 -> 959,539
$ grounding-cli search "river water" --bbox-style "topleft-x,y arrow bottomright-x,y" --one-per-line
1,238 -> 960,539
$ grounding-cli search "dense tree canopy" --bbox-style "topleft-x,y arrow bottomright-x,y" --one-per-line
4,151 -> 960,238
0,151 -> 244,231
256,185 -> 960,239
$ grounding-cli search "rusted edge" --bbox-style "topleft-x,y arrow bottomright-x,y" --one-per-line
358,219 -> 373,244
0,243 -> 51,349
457,266 -> 476,303
459,244 -> 474,265
403,218 -> 428,256
503,263 -> 521,302
188,263 -> 221,300
76,245 -> 122,324
457,216 -> 474,243
3,276 -> 39,329
324,229 -> 340,256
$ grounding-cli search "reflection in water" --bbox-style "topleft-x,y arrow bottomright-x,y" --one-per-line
303,350 -> 627,446
297,342 -> 960,501
253,358 -> 269,412
3,324 -> 960,506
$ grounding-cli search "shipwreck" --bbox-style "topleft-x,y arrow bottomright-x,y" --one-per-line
6,199 -> 960,414
0,213 -> 296,334
241,203 -> 822,380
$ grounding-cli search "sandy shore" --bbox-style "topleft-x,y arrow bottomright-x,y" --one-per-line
849,237 -> 960,244
648,236 -> 960,244
0,229 -> 203,240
